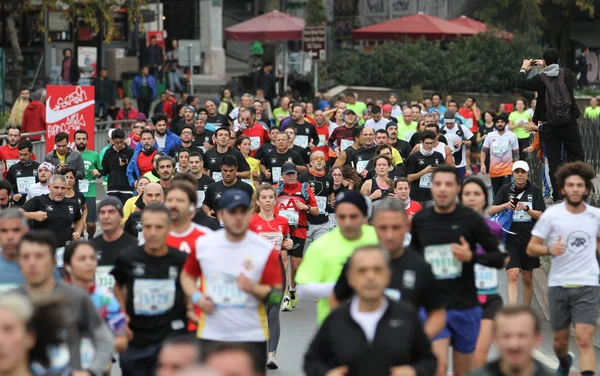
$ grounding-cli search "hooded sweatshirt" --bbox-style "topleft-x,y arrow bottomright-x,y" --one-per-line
22,101 -> 46,141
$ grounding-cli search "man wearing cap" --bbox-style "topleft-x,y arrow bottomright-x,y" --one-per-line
489,160 -> 545,307
480,114 -> 520,196
6,140 -> 39,206
364,105 -> 388,132
172,105 -> 196,137
328,109 -> 358,157
295,190 -> 378,324
91,197 -> 138,290
180,189 -> 283,370
441,111 -> 473,181
25,162 -> 54,201
382,104 -> 394,121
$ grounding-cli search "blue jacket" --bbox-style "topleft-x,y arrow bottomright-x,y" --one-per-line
132,74 -> 157,99
127,130 -> 181,186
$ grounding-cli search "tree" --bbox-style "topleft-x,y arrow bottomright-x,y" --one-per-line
305,0 -> 327,26
7,0 -> 147,95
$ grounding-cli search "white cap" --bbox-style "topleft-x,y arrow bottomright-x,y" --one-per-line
512,160 -> 529,172
108,129 -> 116,139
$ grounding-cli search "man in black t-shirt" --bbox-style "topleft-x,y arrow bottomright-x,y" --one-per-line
112,204 -> 188,376
192,117 -> 215,153
188,152 -> 214,208
92,197 -> 138,289
6,140 -> 40,206
21,174 -> 82,264
282,104 -> 319,160
254,127 -> 279,161
333,199 -> 445,339
202,155 -> 254,220
406,131 -> 445,207
260,132 -> 306,184
203,128 -> 250,181
205,100 -> 231,129
284,127 -> 311,164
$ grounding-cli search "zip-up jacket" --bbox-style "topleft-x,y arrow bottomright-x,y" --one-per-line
44,148 -> 85,180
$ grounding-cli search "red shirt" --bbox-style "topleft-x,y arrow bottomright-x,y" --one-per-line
241,124 -> 270,157
137,149 -> 157,177
305,116 -> 316,125
458,107 -> 480,133
163,99 -> 174,120
249,214 -> 290,255
0,145 -> 37,178
274,182 -> 317,239
167,223 -> 213,332
313,124 -> 330,160
405,200 -> 422,225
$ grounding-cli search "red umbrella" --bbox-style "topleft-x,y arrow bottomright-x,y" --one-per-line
224,11 -> 306,41
450,16 -> 513,40
352,12 -> 478,41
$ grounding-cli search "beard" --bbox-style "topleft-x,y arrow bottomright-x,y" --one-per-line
8,139 -> 17,147
156,129 -> 166,136
76,143 -> 86,151
566,195 -> 585,206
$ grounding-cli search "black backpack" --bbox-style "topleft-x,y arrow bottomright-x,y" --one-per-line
540,69 -> 572,125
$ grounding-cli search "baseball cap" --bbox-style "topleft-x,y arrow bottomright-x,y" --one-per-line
382,104 -> 393,112
444,111 -> 456,123
343,109 -> 356,116
219,190 -> 251,211
281,162 -> 297,174
97,197 -> 124,217
108,129 -> 116,139
512,160 -> 530,172
335,190 -> 370,217
363,109 -> 371,115
184,105 -> 196,113
38,162 -> 55,173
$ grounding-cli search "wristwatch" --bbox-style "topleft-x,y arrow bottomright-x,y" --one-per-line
524,205 -> 530,212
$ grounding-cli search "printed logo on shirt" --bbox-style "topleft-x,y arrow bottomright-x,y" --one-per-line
68,206 -> 74,215
418,159 -> 424,165
169,266 -> 178,280
133,263 -> 145,276
567,231 -> 591,254
45,205 -> 54,211
15,170 -> 21,176
271,158 -> 277,164
403,270 -> 416,289
243,257 -> 254,271
210,158 -> 217,164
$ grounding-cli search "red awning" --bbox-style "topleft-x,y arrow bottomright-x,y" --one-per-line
352,13 -> 478,41
224,11 -> 306,41
449,16 -> 513,40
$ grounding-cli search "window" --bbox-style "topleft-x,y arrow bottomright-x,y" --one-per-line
47,12 -> 72,42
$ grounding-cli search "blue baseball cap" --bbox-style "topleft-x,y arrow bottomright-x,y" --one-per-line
219,190 -> 251,211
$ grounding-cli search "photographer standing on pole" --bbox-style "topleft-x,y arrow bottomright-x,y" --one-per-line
516,48 -> 583,203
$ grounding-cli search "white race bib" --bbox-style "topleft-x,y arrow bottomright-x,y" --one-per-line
79,179 -> 89,193
295,135 -> 309,148
212,172 -> 223,182
316,196 -> 327,215
465,118 -> 474,129
340,139 -> 353,150
206,272 -> 248,308
272,167 -> 282,182
5,159 -> 18,170
512,201 -> 533,222
80,337 -> 95,370
260,231 -> 283,251
328,213 -> 337,229
196,191 -> 206,208
16,176 -> 36,194
318,134 -> 326,146
424,244 -> 462,279
56,247 -> 65,268
491,141 -> 509,155
475,264 -> 498,293
356,160 -> 369,174
419,173 -> 432,188
280,209 -> 299,226
133,279 -> 176,315
249,136 -> 261,151
95,266 -> 115,290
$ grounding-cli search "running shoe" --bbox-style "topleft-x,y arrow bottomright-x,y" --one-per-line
556,352 -> 574,376
290,289 -> 298,308
267,353 -> 279,369
281,296 -> 292,312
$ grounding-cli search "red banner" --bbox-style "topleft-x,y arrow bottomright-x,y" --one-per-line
45,85 -> 95,153
146,31 -> 165,50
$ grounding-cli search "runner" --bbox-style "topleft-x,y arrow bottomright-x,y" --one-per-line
25,162 -> 54,201
328,109 -> 358,157
406,131 -> 445,207
460,177 -> 505,367
410,165 -> 505,376
527,161 -> 600,376
112,204 -> 189,376
180,189 -> 283,371
5,140 -> 39,206
410,123 -> 455,166
248,184 -> 294,369
480,114 -> 520,196
259,133 -> 306,185
74,129 -> 102,238
203,128 -> 251,181
62,168 -> 88,237
393,177 -> 422,226
275,162 -> 319,311
295,190 -> 378,324
360,155 -> 395,203
0,209 -> 29,292
124,182 -> 165,241
441,111 -> 473,181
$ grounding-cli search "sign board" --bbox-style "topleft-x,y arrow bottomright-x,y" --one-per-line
146,30 -> 166,49
178,40 -> 203,67
45,85 -> 95,153
303,26 -> 327,61
77,46 -> 98,79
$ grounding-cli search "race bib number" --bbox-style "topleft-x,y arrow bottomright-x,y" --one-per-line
16,176 -> 35,194
56,247 -> 65,268
513,201 -> 533,222
491,142 -> 509,155
212,172 -> 223,182
404,131 -> 416,142
80,337 -> 94,370
424,244 -> 462,279
249,136 -> 261,151
260,231 -> 283,251
79,179 -> 89,193
356,160 -> 369,174
133,279 -> 176,315
272,167 -> 282,182
197,191 -> 206,208
465,118 -> 474,129
318,135 -> 326,146
316,196 -> 327,215
419,173 -> 432,188
295,135 -> 309,148
475,264 -> 498,293
95,266 -> 115,290
280,209 -> 299,226
340,139 -> 353,150
5,159 -> 18,170
206,272 -> 248,307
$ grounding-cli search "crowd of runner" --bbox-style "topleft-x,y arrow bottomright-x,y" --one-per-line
0,48 -> 597,376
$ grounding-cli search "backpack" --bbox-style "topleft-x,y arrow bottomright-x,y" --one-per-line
540,69 -> 572,125
276,180 -> 311,202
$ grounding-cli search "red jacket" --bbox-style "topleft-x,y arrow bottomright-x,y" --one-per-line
21,101 -> 46,141
115,107 -> 139,121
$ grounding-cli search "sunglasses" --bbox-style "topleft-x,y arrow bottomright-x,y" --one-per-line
312,157 -> 325,161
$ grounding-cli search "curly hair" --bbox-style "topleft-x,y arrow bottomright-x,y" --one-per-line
555,161 -> 595,198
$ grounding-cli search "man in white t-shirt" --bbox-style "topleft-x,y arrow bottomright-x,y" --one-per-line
441,111 -> 473,182
527,161 -> 600,376
480,114 -> 520,196
25,162 -> 54,201
364,105 -> 388,131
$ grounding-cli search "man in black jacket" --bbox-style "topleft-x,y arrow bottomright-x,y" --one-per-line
95,67 -> 116,120
60,48 -> 80,85
516,48 -> 583,202
102,128 -> 135,204
255,62 -> 278,106
304,245 -> 437,376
